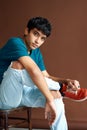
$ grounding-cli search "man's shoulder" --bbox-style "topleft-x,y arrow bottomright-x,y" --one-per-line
6,37 -> 26,48
7,37 -> 23,44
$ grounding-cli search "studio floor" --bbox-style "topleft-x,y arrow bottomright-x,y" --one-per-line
9,128 -> 48,130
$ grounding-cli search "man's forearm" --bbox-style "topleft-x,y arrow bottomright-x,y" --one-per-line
28,66 -> 54,103
14,57 -> 54,103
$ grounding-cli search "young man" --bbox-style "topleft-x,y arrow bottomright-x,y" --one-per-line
0,17 -> 86,130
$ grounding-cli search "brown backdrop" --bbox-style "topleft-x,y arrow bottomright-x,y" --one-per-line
0,0 -> 87,87
0,0 -> 87,129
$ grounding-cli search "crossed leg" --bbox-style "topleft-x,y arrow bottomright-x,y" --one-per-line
11,61 -> 62,99
10,61 -> 68,130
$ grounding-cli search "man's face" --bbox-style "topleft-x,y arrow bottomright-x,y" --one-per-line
25,28 -> 47,50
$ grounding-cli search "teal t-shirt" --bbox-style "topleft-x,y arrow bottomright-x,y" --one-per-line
0,37 -> 46,83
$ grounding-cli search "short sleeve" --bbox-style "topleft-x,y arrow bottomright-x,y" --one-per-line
1,37 -> 29,61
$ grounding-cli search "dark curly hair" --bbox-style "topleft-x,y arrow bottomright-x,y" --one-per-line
27,17 -> 52,37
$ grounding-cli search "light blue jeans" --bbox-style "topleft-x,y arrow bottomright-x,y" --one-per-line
0,67 -> 68,130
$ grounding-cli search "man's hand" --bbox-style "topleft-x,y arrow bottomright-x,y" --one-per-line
45,101 -> 57,126
66,79 -> 80,91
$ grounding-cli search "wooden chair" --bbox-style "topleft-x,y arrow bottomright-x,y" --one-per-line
0,107 -> 32,130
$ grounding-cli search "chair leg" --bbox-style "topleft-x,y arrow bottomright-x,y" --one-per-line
27,108 -> 32,130
4,113 -> 9,130
0,117 -> 3,130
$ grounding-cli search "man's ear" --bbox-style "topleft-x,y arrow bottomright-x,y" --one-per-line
24,28 -> 29,35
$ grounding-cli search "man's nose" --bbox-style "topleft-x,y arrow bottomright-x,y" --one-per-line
35,37 -> 40,44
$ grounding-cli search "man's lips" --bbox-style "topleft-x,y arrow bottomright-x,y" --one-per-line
32,43 -> 38,48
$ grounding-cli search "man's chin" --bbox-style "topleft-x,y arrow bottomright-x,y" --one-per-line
31,46 -> 37,50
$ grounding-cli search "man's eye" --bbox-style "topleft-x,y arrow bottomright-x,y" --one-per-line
41,37 -> 46,42
33,31 -> 39,36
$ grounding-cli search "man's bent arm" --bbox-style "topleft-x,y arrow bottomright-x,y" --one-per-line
19,56 -> 54,103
